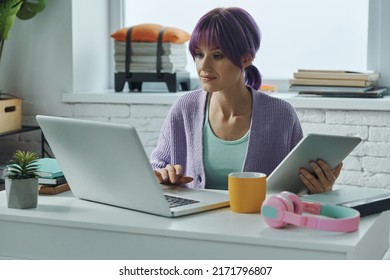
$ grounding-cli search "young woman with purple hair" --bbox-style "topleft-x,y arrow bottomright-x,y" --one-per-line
150,7 -> 342,194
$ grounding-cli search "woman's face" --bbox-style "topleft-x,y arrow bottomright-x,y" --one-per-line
194,43 -> 244,93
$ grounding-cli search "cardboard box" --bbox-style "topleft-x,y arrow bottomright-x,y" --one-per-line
0,97 -> 22,134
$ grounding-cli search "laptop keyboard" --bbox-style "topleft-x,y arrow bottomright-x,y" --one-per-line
164,195 -> 200,208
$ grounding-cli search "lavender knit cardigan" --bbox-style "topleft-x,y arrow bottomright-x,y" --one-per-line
150,88 -> 303,189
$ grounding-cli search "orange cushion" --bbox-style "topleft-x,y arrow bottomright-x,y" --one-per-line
111,23 -> 190,43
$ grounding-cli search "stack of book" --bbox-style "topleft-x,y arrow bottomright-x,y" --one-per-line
289,69 -> 387,98
36,158 -> 70,195
113,41 -> 187,73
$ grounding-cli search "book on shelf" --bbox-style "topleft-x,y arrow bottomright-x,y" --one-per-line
38,175 -> 67,186
289,85 -> 374,93
289,78 -> 374,87
114,41 -> 187,56
114,62 -> 187,73
294,69 -> 380,81
39,182 -> 70,195
113,40 -> 188,74
114,54 -> 187,64
297,88 -> 387,98
36,158 -> 63,178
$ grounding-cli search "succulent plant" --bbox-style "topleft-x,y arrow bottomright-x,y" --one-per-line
6,149 -> 39,180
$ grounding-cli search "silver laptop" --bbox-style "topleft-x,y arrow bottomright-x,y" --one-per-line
267,133 -> 362,194
36,115 -> 229,217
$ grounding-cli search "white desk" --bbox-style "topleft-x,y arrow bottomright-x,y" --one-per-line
0,191 -> 389,260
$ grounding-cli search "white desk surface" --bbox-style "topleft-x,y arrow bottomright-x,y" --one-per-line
0,191 -> 389,260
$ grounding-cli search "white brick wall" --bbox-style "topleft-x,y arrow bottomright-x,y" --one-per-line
297,109 -> 390,190
67,105 -> 390,193
2,104 -> 390,193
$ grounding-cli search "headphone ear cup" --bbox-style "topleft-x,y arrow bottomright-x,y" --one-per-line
261,194 -> 294,228
280,191 -> 303,215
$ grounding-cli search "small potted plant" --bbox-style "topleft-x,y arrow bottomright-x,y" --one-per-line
5,149 -> 39,209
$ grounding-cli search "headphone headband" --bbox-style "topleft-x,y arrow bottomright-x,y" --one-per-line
262,192 -> 360,232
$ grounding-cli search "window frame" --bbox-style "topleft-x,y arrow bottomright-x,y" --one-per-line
107,0 -> 389,91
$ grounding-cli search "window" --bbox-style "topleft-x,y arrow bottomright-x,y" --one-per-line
120,0 -> 369,80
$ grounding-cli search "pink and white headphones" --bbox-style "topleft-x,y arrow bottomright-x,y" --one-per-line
261,191 -> 360,232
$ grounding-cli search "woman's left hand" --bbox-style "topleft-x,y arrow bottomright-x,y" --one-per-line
299,160 -> 343,194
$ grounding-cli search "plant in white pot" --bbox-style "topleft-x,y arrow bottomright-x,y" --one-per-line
5,149 -> 39,209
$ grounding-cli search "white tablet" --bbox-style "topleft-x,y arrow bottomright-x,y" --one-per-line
266,134 -> 362,194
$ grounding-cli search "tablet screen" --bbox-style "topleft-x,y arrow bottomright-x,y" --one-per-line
266,134 -> 362,194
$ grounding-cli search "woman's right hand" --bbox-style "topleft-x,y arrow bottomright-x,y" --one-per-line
154,164 -> 193,185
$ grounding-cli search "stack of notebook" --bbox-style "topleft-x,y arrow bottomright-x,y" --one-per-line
113,41 -> 188,73
36,158 -> 69,195
289,69 -> 387,98
110,24 -> 191,92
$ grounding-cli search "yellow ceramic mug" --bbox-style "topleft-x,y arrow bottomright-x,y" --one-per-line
228,172 -> 267,213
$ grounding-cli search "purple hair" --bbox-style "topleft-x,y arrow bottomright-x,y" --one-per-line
189,7 -> 262,90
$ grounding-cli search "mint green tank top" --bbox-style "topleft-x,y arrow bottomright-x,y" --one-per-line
203,95 -> 249,190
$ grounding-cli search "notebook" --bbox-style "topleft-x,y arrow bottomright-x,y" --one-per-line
301,186 -> 390,217
267,133 -> 362,194
36,115 -> 229,217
